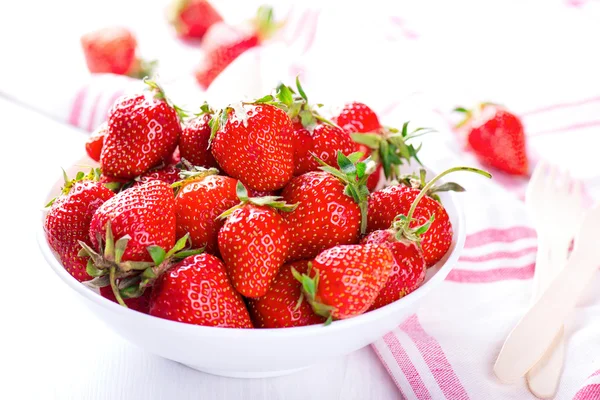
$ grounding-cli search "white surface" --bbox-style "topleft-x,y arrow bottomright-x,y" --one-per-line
0,97 -> 400,400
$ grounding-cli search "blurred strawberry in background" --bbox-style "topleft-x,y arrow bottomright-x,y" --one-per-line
80,26 -> 155,78
168,0 -> 223,40
454,103 -> 529,176
195,5 -> 279,89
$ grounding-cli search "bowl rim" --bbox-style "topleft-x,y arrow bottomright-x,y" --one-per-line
38,178 -> 465,339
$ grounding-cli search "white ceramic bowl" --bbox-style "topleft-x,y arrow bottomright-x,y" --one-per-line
37,156 -> 465,378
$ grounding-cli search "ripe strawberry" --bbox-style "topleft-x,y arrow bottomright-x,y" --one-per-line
101,80 -> 182,179
218,183 -> 296,298
44,170 -> 115,282
282,152 -> 371,261
174,169 -> 238,253
80,27 -> 154,78
210,102 -> 294,191
367,164 -> 382,192
86,122 -> 108,162
455,104 -> 529,175
100,286 -> 152,313
361,229 -> 426,310
150,253 -> 253,328
195,6 -> 277,89
168,0 -> 223,39
247,260 -> 325,328
367,167 -> 491,266
179,106 -> 218,168
334,102 -> 382,136
294,244 -> 394,321
131,164 -> 181,188
273,80 -> 357,176
89,180 -> 176,263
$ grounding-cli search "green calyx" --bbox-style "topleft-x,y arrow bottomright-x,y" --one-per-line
143,77 -> 188,121
171,161 -> 219,195
80,221 -> 203,307
315,151 -> 372,235
254,5 -> 279,41
453,102 -> 500,128
45,168 -> 102,207
208,106 -> 231,144
291,265 -> 334,326
217,182 -> 298,219
391,166 -> 492,245
351,121 -> 433,182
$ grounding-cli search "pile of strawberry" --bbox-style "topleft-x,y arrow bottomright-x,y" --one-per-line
44,78 -> 490,328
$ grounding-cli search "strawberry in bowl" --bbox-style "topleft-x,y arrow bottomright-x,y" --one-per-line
38,79 -> 489,378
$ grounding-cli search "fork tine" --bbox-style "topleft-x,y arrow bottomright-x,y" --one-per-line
527,161 -> 548,201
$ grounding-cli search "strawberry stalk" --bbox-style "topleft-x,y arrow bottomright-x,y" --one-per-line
314,151 -> 372,234
393,166 -> 492,243
218,182 -> 298,219
79,222 -> 203,308
291,265 -> 335,326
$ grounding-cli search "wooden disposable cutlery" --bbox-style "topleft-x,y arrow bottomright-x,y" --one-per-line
494,162 -> 582,398
494,202 -> 600,385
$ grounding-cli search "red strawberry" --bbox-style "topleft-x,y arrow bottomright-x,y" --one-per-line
195,6 -> 277,89
334,102 -> 382,135
361,229 -> 426,310
86,122 -> 108,162
44,170 -> 115,282
149,253 -> 253,328
174,170 -> 238,253
294,244 -> 394,321
247,260 -> 325,328
274,80 -> 356,175
282,153 -> 371,261
168,0 -> 223,39
218,183 -> 295,298
101,80 -> 182,179
100,286 -> 151,313
367,164 -> 382,192
179,108 -> 218,168
132,164 -> 181,188
80,27 -> 154,78
89,180 -> 176,263
210,102 -> 294,191
455,104 -> 529,175
368,167 -> 491,266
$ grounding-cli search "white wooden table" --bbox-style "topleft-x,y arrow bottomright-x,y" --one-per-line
0,96 -> 400,400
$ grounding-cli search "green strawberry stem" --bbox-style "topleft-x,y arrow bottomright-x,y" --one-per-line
315,151 -> 371,234
46,168 -> 102,207
392,167 -> 492,243
218,182 -> 298,219
109,266 -> 126,307
291,266 -> 334,326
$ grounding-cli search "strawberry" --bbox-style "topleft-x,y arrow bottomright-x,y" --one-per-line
367,164 -> 382,192
86,122 -> 108,162
131,164 -> 181,188
273,79 -> 356,175
282,152 -> 371,261
454,104 -> 529,175
89,180 -> 176,263
247,260 -> 325,328
367,167 -> 491,266
334,102 -> 382,136
179,105 -> 218,168
100,286 -> 151,313
80,27 -> 154,78
101,80 -> 182,179
149,253 -> 253,328
195,6 -> 277,89
294,244 -> 394,322
361,229 -> 426,310
174,169 -> 238,253
209,102 -> 294,191
218,183 -> 296,298
168,0 -> 223,39
44,169 -> 115,282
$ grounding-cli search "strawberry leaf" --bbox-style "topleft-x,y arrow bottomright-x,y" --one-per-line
147,245 -> 167,265
295,76 -> 308,102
